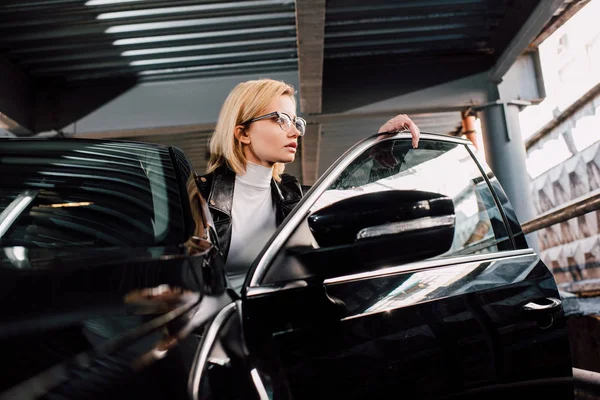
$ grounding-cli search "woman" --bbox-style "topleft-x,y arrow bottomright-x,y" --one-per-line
197,78 -> 420,291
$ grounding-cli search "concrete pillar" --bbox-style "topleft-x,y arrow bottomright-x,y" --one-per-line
478,101 -> 539,252
301,123 -> 322,186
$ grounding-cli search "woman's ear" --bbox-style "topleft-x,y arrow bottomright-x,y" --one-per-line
234,125 -> 251,145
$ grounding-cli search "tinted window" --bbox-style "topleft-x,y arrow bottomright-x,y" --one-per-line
310,139 -> 512,257
0,140 -> 184,248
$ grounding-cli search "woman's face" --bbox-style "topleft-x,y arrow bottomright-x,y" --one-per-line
240,95 -> 301,168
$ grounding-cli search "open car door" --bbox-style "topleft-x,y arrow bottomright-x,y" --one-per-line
240,134 -> 573,399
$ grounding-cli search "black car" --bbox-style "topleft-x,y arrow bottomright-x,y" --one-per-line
0,133 -> 573,399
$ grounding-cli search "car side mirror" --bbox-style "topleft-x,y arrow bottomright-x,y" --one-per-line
291,190 -> 455,280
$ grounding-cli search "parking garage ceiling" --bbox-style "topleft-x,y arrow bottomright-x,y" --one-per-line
0,0 -> 585,135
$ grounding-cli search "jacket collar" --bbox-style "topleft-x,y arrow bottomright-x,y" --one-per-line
270,178 -> 284,203
207,164 -> 236,218
208,164 -> 289,219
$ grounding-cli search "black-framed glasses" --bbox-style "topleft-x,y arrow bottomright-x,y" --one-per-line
244,111 -> 306,136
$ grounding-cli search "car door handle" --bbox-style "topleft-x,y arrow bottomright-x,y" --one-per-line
522,297 -> 562,313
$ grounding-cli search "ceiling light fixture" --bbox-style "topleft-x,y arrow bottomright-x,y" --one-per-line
112,26 -> 294,46
121,37 -> 294,56
98,0 -> 293,19
105,13 -> 294,34
130,48 -> 292,66
139,58 -> 297,76
85,0 -> 142,5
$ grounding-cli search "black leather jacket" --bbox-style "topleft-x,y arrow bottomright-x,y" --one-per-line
197,164 -> 303,261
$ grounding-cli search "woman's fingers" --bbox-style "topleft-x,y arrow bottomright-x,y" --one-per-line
378,114 -> 420,148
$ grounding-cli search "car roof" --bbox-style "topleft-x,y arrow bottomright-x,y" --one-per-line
0,137 -> 170,149
365,130 -> 472,145
419,131 -> 471,143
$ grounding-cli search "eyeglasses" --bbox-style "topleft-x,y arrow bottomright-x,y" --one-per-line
244,111 -> 306,136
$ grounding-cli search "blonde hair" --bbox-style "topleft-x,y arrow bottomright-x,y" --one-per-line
207,79 -> 296,181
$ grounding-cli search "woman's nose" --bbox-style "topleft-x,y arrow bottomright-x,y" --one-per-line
289,125 -> 301,137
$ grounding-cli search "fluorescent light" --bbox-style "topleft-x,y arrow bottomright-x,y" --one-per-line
86,0 -> 141,5
105,12 -> 294,33
122,37 -> 295,56
138,58 -> 297,76
113,26 -> 293,46
131,48 -> 293,66
97,0 -> 293,19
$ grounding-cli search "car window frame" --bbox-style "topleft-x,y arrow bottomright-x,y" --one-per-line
246,132 -> 519,289
464,144 -> 518,249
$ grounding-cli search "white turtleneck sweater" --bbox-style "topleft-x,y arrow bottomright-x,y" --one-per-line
225,162 -> 277,292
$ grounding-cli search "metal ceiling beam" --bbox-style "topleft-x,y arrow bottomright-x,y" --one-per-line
325,37 -> 492,57
326,0 -> 502,16
295,0 -> 324,182
0,56 -> 33,135
295,0 -> 325,114
325,22 -> 493,40
72,108 -> 467,139
528,0 -> 591,49
322,64 -> 491,115
489,0 -> 565,83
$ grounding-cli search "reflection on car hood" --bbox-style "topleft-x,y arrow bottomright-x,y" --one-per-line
0,245 -> 201,335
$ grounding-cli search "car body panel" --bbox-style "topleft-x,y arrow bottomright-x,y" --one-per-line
244,251 -> 572,399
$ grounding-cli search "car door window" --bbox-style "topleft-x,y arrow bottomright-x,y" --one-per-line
262,139 -> 513,285
312,139 -> 512,256
0,141 -> 184,248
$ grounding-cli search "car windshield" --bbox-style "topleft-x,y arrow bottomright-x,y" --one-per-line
0,140 -> 184,248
